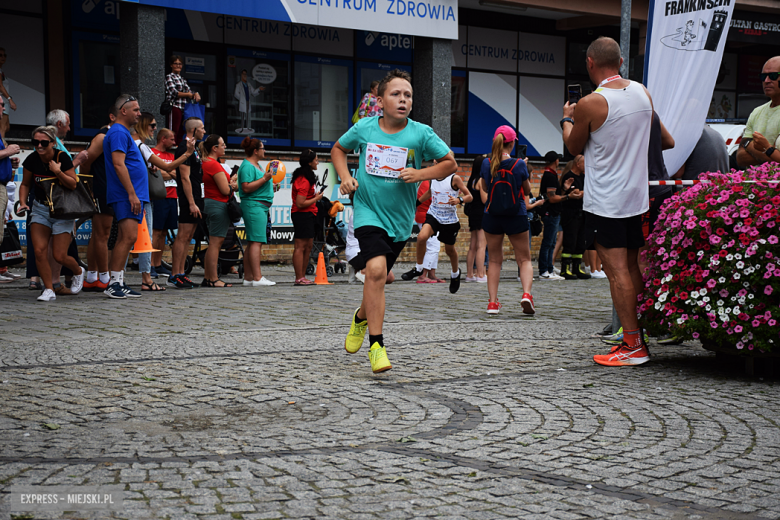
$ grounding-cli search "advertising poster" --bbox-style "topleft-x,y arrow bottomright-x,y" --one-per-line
222,159 -> 354,244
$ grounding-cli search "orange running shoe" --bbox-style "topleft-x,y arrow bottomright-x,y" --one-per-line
593,342 -> 650,367
82,280 -> 108,292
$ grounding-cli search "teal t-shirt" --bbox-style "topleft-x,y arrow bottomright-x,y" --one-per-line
338,117 -> 450,241
237,159 -> 273,203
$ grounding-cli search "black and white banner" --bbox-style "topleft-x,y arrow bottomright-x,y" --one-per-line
644,0 -> 735,175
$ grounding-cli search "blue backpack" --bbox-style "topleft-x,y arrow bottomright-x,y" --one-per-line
485,158 -> 524,216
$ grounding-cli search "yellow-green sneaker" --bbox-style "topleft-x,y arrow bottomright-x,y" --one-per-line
345,308 -> 368,353
369,343 -> 392,373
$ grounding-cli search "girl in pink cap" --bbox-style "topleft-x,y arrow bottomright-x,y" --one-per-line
476,125 -> 535,315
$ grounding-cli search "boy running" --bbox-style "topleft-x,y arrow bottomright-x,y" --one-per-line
414,164 -> 472,293
331,69 -> 457,373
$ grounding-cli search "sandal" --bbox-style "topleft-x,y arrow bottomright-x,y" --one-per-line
142,282 -> 166,291
28,280 -> 43,291
201,278 -> 233,288
294,278 -> 315,286
416,278 -> 436,284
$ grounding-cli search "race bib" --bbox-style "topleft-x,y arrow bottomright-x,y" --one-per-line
433,191 -> 450,206
365,143 -> 408,178
164,179 -> 177,188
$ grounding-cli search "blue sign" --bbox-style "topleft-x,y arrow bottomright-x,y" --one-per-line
356,31 -> 413,62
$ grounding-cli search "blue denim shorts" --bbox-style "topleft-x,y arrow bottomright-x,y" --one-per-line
30,200 -> 76,235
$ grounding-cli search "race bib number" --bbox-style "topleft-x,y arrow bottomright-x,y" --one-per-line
164,179 -> 177,188
365,143 -> 408,178
433,191 -> 450,206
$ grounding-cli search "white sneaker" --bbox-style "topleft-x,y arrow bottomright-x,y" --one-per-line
37,289 -> 56,301
1,271 -> 20,279
0,274 -> 14,283
584,266 -> 592,275
355,272 -> 365,284
591,270 -> 608,279
70,269 -> 84,294
243,279 -> 253,286
253,276 -> 276,286
476,276 -> 487,283
553,267 -> 561,275
547,273 -> 565,280
540,272 -> 551,279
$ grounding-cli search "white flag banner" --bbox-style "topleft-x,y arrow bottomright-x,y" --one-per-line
644,0 -> 734,175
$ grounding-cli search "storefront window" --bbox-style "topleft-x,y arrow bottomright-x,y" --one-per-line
226,49 -> 290,145
294,56 -> 353,148
75,33 -> 120,135
451,71 -> 467,153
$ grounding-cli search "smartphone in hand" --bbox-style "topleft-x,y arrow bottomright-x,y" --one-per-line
568,84 -> 582,105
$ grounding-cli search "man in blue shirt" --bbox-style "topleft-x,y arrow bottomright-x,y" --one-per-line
103,94 -> 149,299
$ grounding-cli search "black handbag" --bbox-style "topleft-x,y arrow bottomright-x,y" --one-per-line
160,98 -> 172,116
0,221 -> 24,267
227,192 -> 243,223
39,152 -> 97,220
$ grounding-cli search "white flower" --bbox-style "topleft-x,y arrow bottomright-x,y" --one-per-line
734,273 -> 741,280
744,282 -> 751,288
736,261 -> 745,269
677,318 -> 685,325
691,291 -> 699,299
749,194 -> 755,199
706,304 -> 712,311
735,253 -> 742,260
748,293 -> 754,299
711,259 -> 720,266
738,297 -> 746,305
655,302 -> 662,310
719,277 -> 726,283
717,300 -> 724,306
658,293 -> 668,302
726,254 -> 734,261
750,304 -> 755,309
731,296 -> 737,301
733,307 -> 741,315
724,307 -> 731,313
703,296 -> 710,302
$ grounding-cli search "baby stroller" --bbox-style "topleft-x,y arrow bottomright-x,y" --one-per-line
306,197 -> 348,277
171,219 -> 245,278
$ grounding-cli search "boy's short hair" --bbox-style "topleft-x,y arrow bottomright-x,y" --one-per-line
378,69 -> 413,97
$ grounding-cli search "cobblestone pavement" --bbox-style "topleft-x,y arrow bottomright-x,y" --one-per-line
1,263 -> 779,519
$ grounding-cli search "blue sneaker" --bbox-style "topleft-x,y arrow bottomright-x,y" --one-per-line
122,283 -> 142,298
156,264 -> 172,276
150,266 -> 159,279
104,282 -> 127,299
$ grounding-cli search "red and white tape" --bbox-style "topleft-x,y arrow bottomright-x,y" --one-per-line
648,180 -> 780,185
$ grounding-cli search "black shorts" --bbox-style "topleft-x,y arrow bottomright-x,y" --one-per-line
467,212 -> 483,231
291,212 -> 316,240
349,226 -> 407,273
584,212 -> 645,250
178,197 -> 204,225
482,212 -> 529,236
641,190 -> 672,239
423,214 -> 460,245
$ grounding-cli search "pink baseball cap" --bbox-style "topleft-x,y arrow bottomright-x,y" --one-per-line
494,125 -> 517,142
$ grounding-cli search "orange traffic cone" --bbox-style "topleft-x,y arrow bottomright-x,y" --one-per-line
314,252 -> 332,285
130,211 -> 159,253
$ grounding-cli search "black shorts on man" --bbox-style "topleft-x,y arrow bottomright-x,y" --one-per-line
423,214 -> 460,245
584,212 -> 644,250
349,225 -> 407,273
178,197 -> 204,225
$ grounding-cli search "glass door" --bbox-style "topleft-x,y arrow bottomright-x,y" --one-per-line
171,49 -> 219,136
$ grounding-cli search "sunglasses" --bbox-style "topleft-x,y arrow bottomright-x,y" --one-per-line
760,72 -> 780,82
119,95 -> 137,109
32,139 -> 51,148
149,123 -> 157,129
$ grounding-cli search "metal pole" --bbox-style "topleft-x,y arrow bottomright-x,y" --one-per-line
620,0 -> 632,78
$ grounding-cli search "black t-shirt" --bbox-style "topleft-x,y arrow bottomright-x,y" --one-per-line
465,156 -> 487,217
23,150 -> 75,204
175,143 -> 202,201
558,171 -> 584,212
539,169 -> 560,216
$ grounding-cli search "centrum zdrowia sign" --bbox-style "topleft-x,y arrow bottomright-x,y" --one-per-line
122,0 -> 458,39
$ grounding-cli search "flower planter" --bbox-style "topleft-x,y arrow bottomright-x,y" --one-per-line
638,166 -> 780,359
700,338 -> 779,376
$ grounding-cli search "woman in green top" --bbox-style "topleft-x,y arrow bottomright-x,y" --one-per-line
238,136 -> 276,287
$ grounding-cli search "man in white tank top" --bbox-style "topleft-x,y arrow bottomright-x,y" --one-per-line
561,36 -> 655,367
